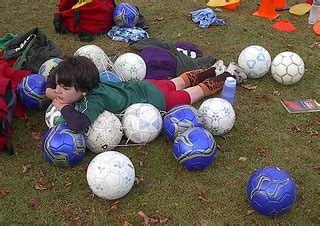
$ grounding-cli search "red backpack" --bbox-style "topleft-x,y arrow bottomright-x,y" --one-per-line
53,0 -> 116,35
0,78 -> 16,155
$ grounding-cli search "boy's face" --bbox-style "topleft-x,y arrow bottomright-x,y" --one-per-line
55,83 -> 86,104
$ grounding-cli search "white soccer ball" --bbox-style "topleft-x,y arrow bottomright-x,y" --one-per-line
238,45 -> 271,79
38,58 -> 63,79
122,103 -> 162,144
84,111 -> 123,153
45,103 -> 65,128
271,51 -> 305,85
198,98 -> 236,136
74,45 -> 110,73
86,151 -> 135,200
114,53 -> 146,81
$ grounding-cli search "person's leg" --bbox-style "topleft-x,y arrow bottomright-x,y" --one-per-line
171,60 -> 226,90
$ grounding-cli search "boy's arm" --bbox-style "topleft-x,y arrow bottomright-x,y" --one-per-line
61,105 -> 91,133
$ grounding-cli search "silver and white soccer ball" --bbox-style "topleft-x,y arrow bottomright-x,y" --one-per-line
122,103 -> 162,144
38,58 -> 63,79
198,98 -> 236,136
238,45 -> 271,79
84,111 -> 123,153
45,103 -> 65,128
271,51 -> 305,85
74,45 -> 110,73
86,151 -> 135,200
114,53 -> 146,81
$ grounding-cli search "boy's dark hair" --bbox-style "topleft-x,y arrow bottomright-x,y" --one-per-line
54,56 -> 100,92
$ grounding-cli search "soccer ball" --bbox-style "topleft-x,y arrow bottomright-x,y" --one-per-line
74,45 -> 111,73
173,127 -> 217,171
271,51 -> 305,85
45,103 -> 65,128
38,58 -> 63,79
238,45 -> 271,78
16,74 -> 49,110
163,104 -> 204,141
247,166 -> 297,216
99,70 -> 121,83
84,111 -> 123,153
114,53 -> 146,81
41,124 -> 86,167
198,98 -> 236,136
122,103 -> 162,144
113,2 -> 140,28
86,151 -> 135,200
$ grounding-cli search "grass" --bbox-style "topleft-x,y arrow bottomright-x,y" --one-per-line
0,0 -> 319,224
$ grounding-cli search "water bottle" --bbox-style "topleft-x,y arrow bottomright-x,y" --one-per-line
308,0 -> 320,24
220,77 -> 236,105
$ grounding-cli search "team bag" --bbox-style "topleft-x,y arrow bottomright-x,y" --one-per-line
53,0 -> 116,40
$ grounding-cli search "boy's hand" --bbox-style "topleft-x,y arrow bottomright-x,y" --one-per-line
46,88 -> 58,100
52,98 -> 68,111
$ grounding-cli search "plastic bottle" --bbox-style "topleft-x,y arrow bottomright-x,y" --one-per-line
308,0 -> 320,25
220,77 -> 236,105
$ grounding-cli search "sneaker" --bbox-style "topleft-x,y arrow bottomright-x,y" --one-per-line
211,60 -> 226,76
226,62 -> 247,83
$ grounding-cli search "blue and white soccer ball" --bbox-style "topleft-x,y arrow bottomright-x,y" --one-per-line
45,103 -> 65,128
173,127 -> 217,171
113,2 -> 140,28
84,111 -> 123,153
238,45 -> 271,79
163,104 -> 204,141
86,151 -> 135,200
198,98 -> 236,136
38,58 -> 63,79
271,51 -> 305,85
16,74 -> 49,110
41,124 -> 86,167
122,103 -> 162,144
114,53 -> 146,81
99,70 -> 121,83
247,166 -> 297,216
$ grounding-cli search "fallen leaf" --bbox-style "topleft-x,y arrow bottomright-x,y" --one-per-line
31,132 -> 42,141
65,182 -> 72,186
110,201 -> 118,212
256,95 -> 269,100
245,209 -> 255,216
22,164 -> 31,174
307,130 -> 319,136
239,156 -> 248,162
36,179 -> 54,190
28,198 -> 39,208
290,124 -> 302,133
256,146 -> 268,155
313,165 -> 320,171
273,90 -> 281,96
122,221 -> 132,226
176,33 -> 181,38
135,177 -> 144,184
198,189 -> 209,202
241,84 -> 257,90
309,41 -> 320,48
206,41 -> 212,45
139,161 -> 144,167
0,188 -> 10,198
155,16 -> 163,21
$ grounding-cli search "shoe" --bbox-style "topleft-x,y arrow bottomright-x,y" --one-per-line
211,60 -> 226,76
226,62 -> 247,83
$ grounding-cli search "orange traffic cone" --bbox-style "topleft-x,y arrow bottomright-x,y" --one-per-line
253,0 -> 280,19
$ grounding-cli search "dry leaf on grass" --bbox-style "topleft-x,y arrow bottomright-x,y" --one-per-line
240,84 -> 257,90
28,198 -> 40,208
197,189 -> 209,202
110,201 -> 118,212
309,41 -> 320,48
245,209 -> 255,216
138,211 -> 172,225
290,124 -> 302,133
256,95 -> 269,101
273,90 -> 281,96
22,164 -> 31,174
31,132 -> 42,141
256,146 -> 268,155
0,188 -> 10,197
36,179 -> 54,190
307,130 -> 319,136
122,221 -> 132,226
239,156 -> 248,162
